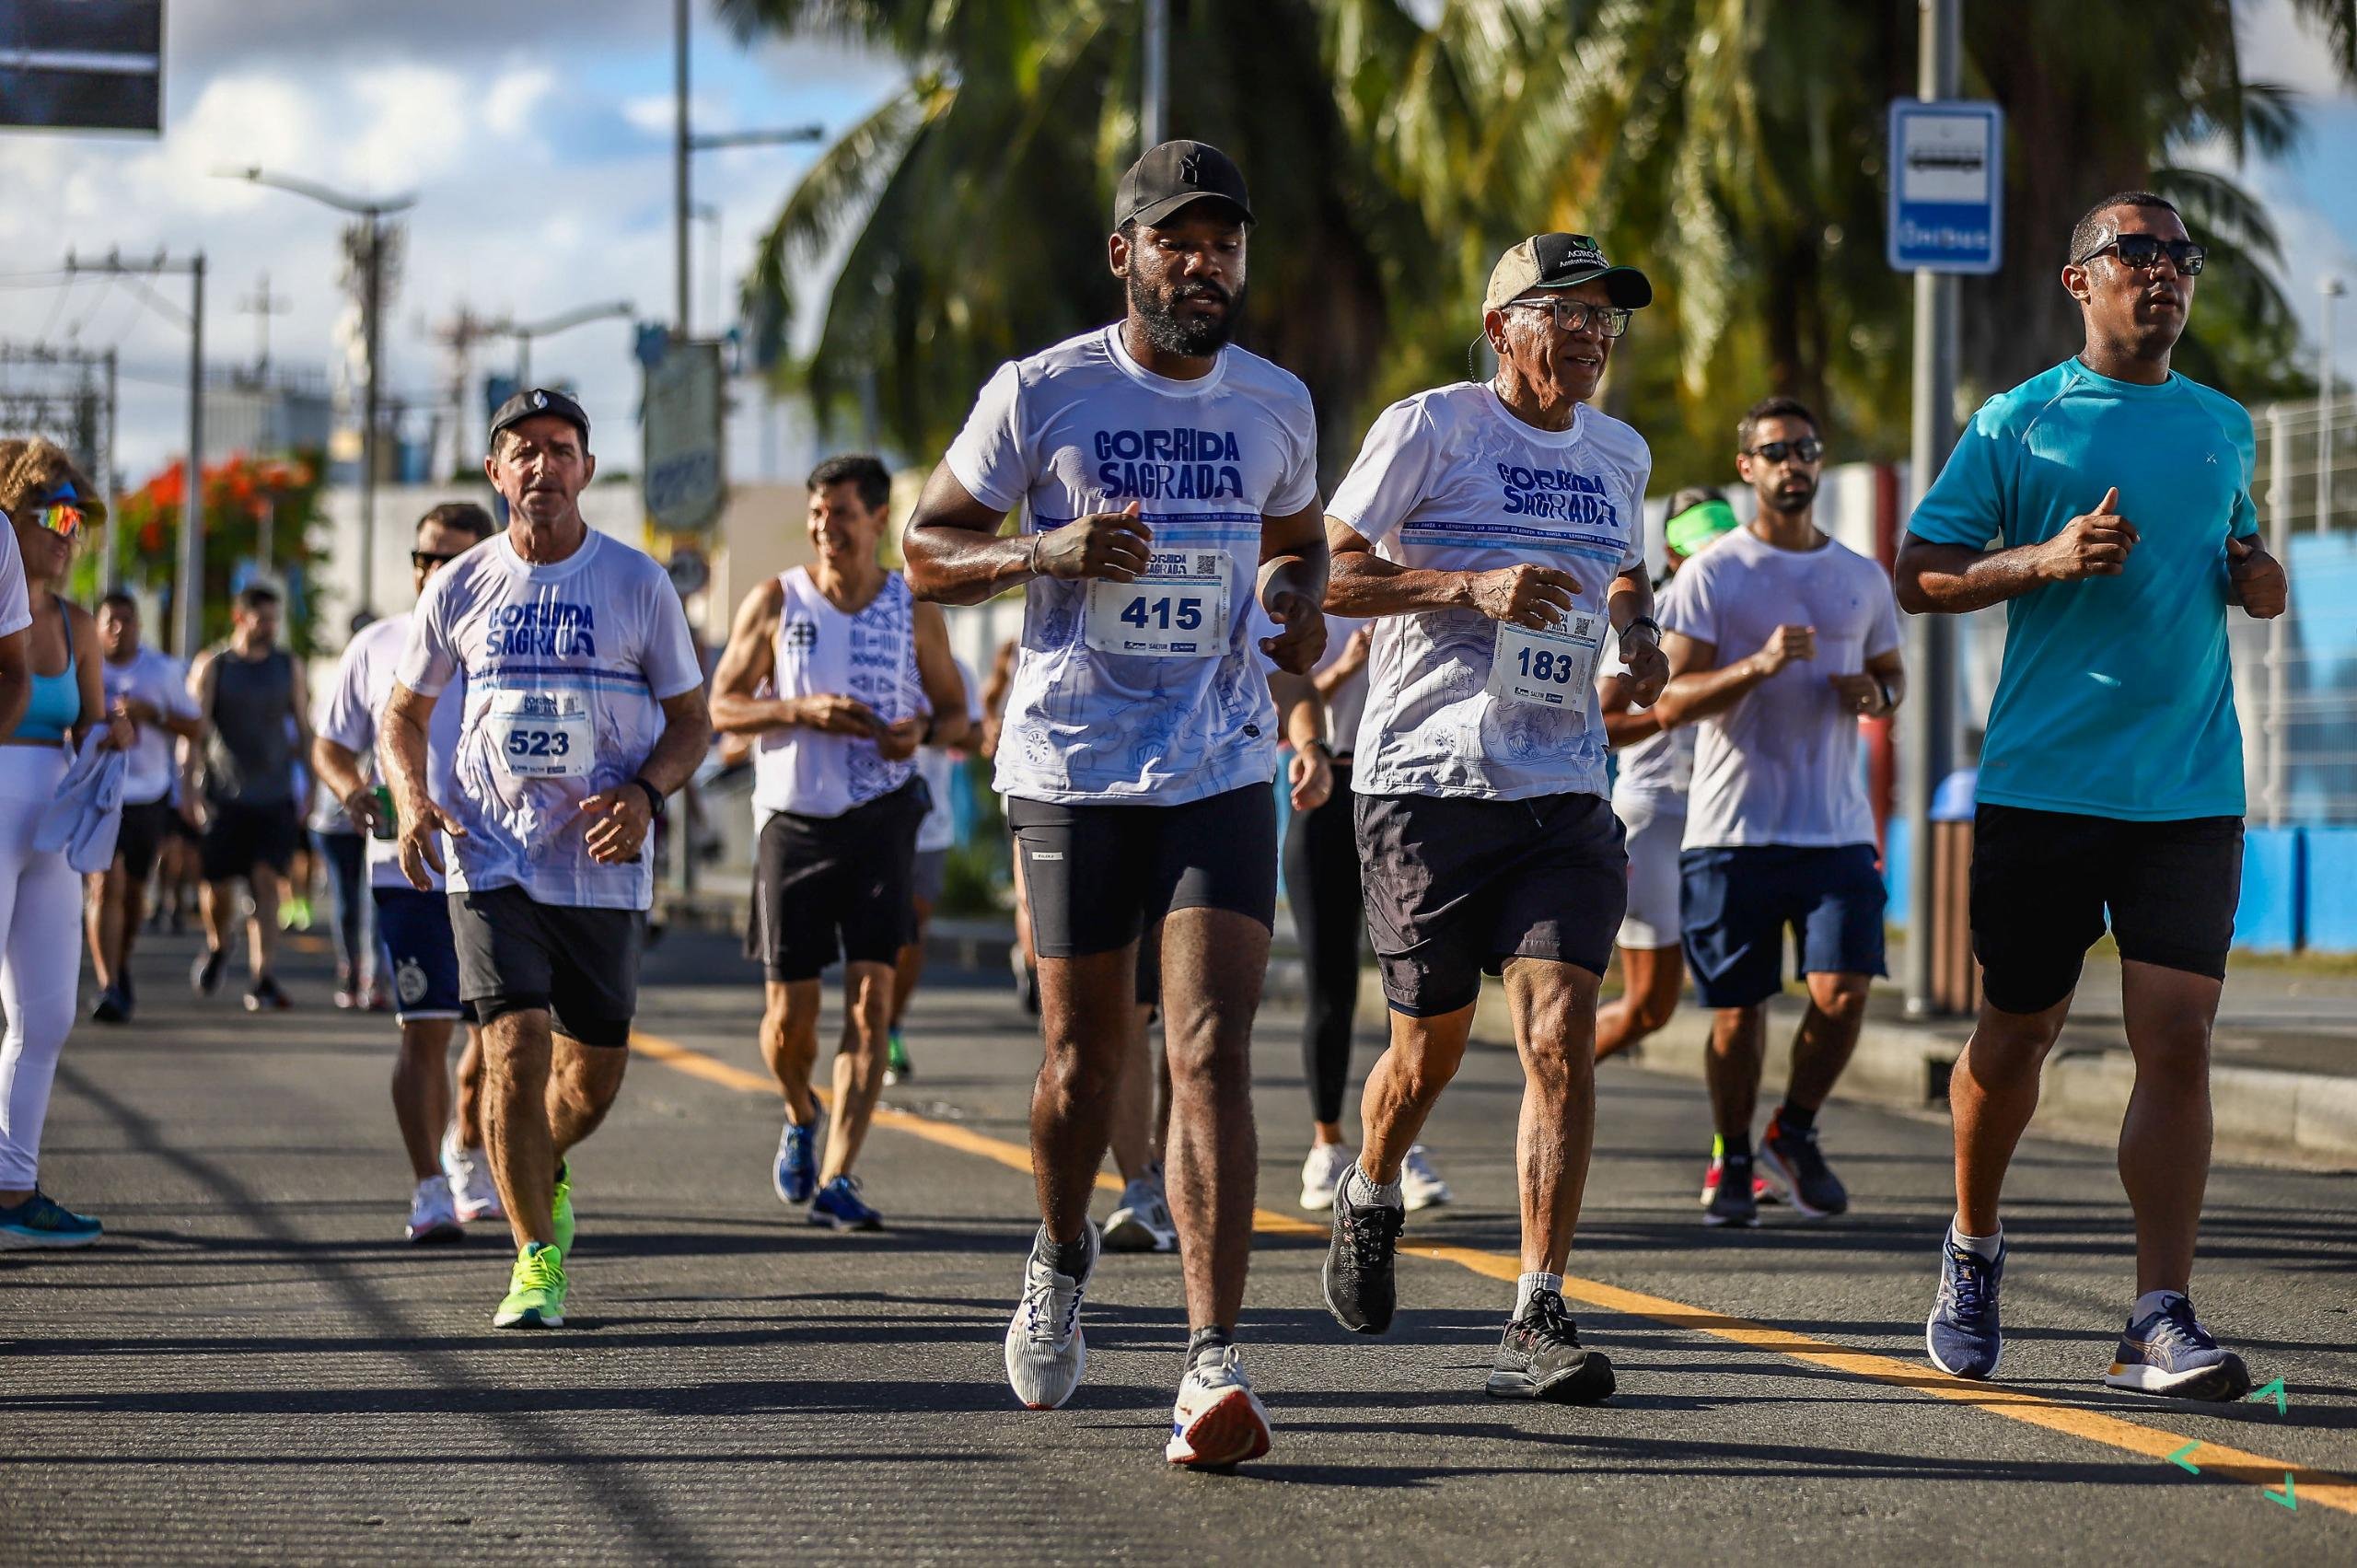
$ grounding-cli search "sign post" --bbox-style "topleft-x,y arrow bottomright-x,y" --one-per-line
1887,100 -> 2005,274
642,337 -> 726,535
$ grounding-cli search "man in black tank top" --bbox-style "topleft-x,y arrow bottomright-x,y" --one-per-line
186,583 -> 311,1010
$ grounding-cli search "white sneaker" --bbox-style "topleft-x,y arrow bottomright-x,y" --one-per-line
441,1126 -> 503,1225
1299,1142 -> 1355,1211
405,1175 -> 462,1244
1102,1174 -> 1177,1253
1004,1221 -> 1097,1410
1399,1144 -> 1452,1212
1166,1344 -> 1272,1469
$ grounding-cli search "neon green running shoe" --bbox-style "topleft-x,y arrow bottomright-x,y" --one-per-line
493,1242 -> 567,1329
885,1029 -> 911,1086
552,1162 -> 575,1255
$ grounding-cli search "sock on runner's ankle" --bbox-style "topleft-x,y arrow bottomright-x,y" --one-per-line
1774,1102 -> 1817,1137
1514,1272 -> 1563,1318
1948,1222 -> 2003,1260
1041,1225 -> 1092,1282
1187,1325 -> 1233,1366
1721,1132 -> 1753,1164
1347,1163 -> 1404,1209
2132,1288 -> 2187,1318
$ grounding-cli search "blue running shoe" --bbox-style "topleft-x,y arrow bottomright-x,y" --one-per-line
809,1174 -> 881,1231
2105,1295 -> 2251,1401
772,1116 -> 821,1205
1926,1227 -> 2005,1379
0,1191 -> 102,1250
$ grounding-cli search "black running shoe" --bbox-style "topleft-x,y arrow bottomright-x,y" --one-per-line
1759,1114 -> 1849,1218
1321,1177 -> 1404,1335
89,987 -> 128,1025
1487,1288 -> 1615,1403
191,947 -> 226,997
1703,1154 -> 1759,1228
244,974 -> 291,1012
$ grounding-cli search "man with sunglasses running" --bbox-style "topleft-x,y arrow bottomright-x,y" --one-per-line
314,503 -> 501,1245
1654,397 -> 1904,1230
1899,192 -> 2287,1400
1318,234 -> 1662,1404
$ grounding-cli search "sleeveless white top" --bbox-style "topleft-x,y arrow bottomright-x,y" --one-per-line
751,567 -> 925,819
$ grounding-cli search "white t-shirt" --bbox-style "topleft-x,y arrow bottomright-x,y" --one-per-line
1334,383 -> 1650,801
396,528 -> 703,911
916,655 -> 981,854
1658,528 -> 1902,849
316,611 -> 466,889
103,645 -> 196,805
1311,615 -> 1370,759
750,569 -> 925,820
944,323 -> 1320,806
0,524 -> 27,641
1597,642 -> 1693,809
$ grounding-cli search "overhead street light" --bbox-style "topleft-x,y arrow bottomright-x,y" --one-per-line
496,300 -> 639,387
214,165 -> 418,618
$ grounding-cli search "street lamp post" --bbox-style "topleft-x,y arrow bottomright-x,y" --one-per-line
215,166 -> 416,619
501,300 -> 637,388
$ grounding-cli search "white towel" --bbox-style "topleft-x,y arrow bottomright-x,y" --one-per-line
33,731 -> 126,874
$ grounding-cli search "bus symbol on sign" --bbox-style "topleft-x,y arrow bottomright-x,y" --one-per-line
1887,100 -> 2004,275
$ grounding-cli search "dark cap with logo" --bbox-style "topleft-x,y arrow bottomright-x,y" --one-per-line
1114,139 -> 1255,231
1483,233 -> 1654,315
488,386 -> 591,447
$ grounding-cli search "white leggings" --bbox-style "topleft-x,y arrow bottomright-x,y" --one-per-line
0,746 -> 81,1189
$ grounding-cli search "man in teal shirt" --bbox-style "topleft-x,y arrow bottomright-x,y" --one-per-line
1897,191 -> 2288,1402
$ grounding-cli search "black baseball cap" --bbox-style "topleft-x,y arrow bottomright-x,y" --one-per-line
488,386 -> 591,447
1114,140 -> 1254,230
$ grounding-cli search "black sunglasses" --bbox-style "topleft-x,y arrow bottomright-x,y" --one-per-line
1743,437 -> 1824,465
411,550 -> 461,570
2073,234 -> 2206,275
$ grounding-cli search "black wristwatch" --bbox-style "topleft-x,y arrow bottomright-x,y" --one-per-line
630,775 -> 668,819
1873,677 -> 1897,714
1620,615 -> 1663,647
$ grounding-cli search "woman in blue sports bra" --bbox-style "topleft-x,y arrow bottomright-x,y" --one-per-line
0,438 -> 132,1250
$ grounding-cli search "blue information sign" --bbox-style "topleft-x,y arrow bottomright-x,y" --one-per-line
1887,100 -> 2004,274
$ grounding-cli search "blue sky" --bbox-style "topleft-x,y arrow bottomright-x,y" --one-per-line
2,0 -> 2351,482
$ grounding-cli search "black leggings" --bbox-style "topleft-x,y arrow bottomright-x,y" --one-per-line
1283,762 -> 1364,1126
313,828 -> 368,978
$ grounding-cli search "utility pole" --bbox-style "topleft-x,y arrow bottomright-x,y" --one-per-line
1142,0 -> 1168,148
103,346 -> 120,591
214,168 -> 415,621
1901,0 -> 1960,1018
64,249 -> 206,659
2323,275 -> 2345,535
238,272 -> 290,374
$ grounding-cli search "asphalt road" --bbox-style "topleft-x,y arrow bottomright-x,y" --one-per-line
4,925 -> 2352,1565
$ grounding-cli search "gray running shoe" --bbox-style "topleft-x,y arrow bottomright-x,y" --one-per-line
1004,1221 -> 1097,1410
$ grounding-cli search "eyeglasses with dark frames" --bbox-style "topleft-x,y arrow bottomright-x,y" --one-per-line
1742,437 -> 1825,465
2073,234 -> 2206,275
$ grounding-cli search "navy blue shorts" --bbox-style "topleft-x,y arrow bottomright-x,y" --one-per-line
1678,843 -> 1887,1009
374,885 -> 470,1025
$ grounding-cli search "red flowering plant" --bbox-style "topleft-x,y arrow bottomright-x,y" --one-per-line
104,448 -> 329,655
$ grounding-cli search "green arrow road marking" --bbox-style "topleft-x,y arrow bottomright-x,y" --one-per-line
2249,1377 -> 2288,1414
2265,1473 -> 2297,1510
2168,1442 -> 2202,1474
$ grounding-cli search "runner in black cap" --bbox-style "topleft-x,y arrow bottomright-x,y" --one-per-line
904,137 -> 1327,1468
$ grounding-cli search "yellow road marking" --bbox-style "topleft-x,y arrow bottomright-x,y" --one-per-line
633,1028 -> 2357,1515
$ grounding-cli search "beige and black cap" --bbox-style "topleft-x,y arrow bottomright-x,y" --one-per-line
1483,232 -> 1653,315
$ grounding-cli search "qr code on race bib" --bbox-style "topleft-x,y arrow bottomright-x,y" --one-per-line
1143,551 -> 1227,578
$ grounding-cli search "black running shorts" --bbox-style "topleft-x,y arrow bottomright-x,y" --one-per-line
114,798 -> 172,882
1007,784 -> 1277,959
1969,803 -> 2244,1016
449,885 -> 642,1047
747,776 -> 928,982
1355,790 -> 1628,1017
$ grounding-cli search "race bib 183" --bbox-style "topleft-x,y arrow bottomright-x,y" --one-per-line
1487,611 -> 1605,713
1085,550 -> 1230,658
487,689 -> 593,779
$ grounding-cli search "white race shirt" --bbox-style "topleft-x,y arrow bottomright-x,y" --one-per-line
396,529 -> 703,911
1597,641 -> 1693,809
916,655 -> 981,854
0,523 -> 27,640
102,645 -> 196,805
944,323 -> 1320,805
1657,528 -> 1902,849
1335,383 -> 1649,802
751,568 -> 926,820
316,612 -> 466,889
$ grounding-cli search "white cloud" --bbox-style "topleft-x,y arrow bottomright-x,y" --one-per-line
483,67 -> 557,139
2237,0 -> 2352,99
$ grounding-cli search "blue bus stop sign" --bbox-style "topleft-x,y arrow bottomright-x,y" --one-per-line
1887,100 -> 2003,274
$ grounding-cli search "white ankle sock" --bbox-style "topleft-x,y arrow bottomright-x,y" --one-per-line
1515,1272 -> 1563,1318
1948,1221 -> 2003,1260
1347,1163 -> 1403,1210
